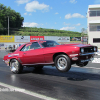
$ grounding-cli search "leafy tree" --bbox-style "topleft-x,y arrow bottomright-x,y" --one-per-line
81,28 -> 87,37
0,3 -> 24,35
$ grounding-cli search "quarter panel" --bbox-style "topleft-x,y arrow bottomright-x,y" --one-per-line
42,46 -> 80,63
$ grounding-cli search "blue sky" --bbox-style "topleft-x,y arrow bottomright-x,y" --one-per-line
1,0 -> 100,32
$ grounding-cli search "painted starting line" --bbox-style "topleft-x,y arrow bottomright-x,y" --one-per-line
0,82 -> 57,100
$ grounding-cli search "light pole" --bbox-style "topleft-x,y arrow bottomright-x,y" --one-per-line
8,16 -> 9,35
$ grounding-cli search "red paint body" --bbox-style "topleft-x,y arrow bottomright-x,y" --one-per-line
3,40 -> 97,67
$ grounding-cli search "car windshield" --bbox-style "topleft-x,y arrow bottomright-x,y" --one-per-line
40,41 -> 59,47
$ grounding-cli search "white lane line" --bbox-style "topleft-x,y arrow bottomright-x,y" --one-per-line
72,65 -> 100,70
0,82 -> 57,100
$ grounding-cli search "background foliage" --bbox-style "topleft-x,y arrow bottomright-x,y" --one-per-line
0,3 -> 24,35
13,27 -> 82,37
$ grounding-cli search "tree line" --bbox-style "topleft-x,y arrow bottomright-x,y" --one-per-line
13,27 -> 82,37
0,3 -> 24,35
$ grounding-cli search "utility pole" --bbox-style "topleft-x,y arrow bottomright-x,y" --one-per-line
8,16 -> 9,35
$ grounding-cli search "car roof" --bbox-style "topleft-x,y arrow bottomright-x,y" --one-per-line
14,40 -> 56,52
25,40 -> 55,44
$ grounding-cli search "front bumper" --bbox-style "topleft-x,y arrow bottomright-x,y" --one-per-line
80,57 -> 94,63
71,52 -> 96,62
3,59 -> 10,66
79,52 -> 97,56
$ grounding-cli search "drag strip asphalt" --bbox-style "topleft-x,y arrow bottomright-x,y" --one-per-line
0,59 -> 100,100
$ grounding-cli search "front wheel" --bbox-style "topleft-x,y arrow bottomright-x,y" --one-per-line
10,59 -> 23,74
55,54 -> 71,72
76,61 -> 89,67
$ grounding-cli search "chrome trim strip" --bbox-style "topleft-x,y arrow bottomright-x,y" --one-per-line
69,54 -> 78,57
22,62 -> 54,66
72,57 -> 78,60
80,52 -> 96,56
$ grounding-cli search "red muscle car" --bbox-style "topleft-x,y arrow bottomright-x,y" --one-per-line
3,40 -> 97,74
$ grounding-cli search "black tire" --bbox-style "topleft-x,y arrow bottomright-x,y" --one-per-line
34,66 -> 44,70
55,54 -> 71,72
10,59 -> 23,74
76,61 -> 88,67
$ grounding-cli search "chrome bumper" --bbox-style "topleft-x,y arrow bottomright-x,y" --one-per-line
80,58 -> 94,63
3,59 -> 10,66
80,52 -> 97,56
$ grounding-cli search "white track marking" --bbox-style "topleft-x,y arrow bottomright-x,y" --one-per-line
72,65 -> 100,70
0,82 -> 57,100
92,58 -> 100,63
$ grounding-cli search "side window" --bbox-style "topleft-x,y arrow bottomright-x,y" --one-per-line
30,42 -> 41,49
40,41 -> 59,47
21,42 -> 41,51
21,44 -> 31,51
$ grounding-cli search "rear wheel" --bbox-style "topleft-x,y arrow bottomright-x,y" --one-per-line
55,54 -> 71,72
10,59 -> 23,74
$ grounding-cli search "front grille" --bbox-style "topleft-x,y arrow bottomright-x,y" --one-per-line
81,46 -> 95,53
84,47 -> 94,53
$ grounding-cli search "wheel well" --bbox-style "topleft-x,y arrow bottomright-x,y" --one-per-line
53,52 -> 68,62
9,58 -> 16,66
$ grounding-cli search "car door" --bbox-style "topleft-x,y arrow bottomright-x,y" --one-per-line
20,42 -> 45,65
40,41 -> 58,63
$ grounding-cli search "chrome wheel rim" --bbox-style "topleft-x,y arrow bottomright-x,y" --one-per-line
10,60 -> 18,72
57,57 -> 67,70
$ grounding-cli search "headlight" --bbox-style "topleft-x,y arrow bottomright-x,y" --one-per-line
81,48 -> 84,53
94,47 -> 96,52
